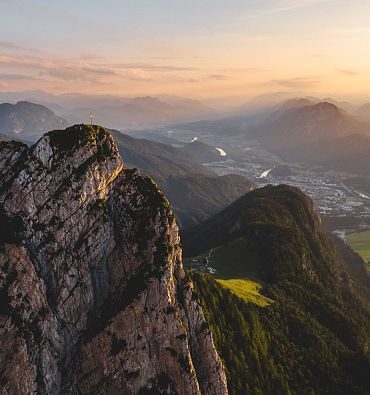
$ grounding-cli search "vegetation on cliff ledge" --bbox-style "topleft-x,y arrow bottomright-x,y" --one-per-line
47,124 -> 114,161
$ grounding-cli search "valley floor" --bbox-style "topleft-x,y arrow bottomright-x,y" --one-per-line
144,126 -> 370,237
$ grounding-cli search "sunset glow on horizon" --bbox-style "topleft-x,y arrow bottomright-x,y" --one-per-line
1,0 -> 370,102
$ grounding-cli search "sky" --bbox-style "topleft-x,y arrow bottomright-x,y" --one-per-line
1,0 -> 370,102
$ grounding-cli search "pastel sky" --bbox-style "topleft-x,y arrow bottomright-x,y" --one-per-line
1,0 -> 370,100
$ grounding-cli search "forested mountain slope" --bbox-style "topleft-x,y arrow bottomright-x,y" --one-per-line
183,185 -> 370,394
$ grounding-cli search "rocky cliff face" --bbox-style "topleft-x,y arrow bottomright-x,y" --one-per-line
0,124 -> 228,394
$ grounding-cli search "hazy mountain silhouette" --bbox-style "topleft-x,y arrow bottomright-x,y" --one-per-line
0,101 -> 68,138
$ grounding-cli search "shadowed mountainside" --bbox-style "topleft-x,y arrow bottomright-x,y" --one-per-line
182,185 -> 370,394
111,130 -> 255,228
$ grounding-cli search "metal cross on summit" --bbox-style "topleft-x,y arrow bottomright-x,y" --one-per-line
89,112 -> 94,125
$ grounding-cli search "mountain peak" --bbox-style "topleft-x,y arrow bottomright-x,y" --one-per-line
33,124 -> 122,173
279,97 -> 316,110
310,101 -> 341,113
302,101 -> 344,121
0,125 -> 228,394
182,184 -> 334,285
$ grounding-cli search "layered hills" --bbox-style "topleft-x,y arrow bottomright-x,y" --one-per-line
0,97 -> 254,229
0,101 -> 68,138
171,100 -> 370,174
58,95 -> 213,129
111,130 -> 255,228
0,125 -> 228,394
355,103 -> 370,121
181,140 -> 227,163
250,101 -> 369,149
247,101 -> 370,174
182,185 -> 370,394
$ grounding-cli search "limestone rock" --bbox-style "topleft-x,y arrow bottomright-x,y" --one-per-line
0,125 -> 228,394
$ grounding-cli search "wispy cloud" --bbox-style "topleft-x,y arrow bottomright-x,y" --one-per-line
208,74 -> 229,81
338,69 -> 358,76
328,27 -> 370,35
233,0 -> 331,22
271,77 -> 321,89
0,54 -> 200,85
0,41 -> 26,50
104,63 -> 198,72
236,35 -> 272,41
0,40 -> 43,53
0,72 -> 38,80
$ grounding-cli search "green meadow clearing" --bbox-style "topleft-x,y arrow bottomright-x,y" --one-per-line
202,238 -> 273,307
216,278 -> 273,307
346,230 -> 370,272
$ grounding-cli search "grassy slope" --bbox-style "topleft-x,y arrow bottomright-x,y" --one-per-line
346,230 -> 370,272
216,278 -> 272,307
206,238 -> 272,307
185,238 -> 271,307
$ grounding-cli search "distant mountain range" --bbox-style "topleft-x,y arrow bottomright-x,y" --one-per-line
246,101 -> 370,174
4,95 -> 370,176
355,103 -> 370,121
63,96 -> 214,130
0,101 -> 68,139
0,91 -> 215,130
238,92 -> 357,115
111,130 -> 255,228
250,101 -> 370,149
178,98 -> 370,174
0,96 -> 252,228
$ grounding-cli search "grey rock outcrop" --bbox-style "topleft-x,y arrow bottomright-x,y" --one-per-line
0,124 -> 228,394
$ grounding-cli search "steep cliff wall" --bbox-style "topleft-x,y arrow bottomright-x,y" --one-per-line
0,125 -> 228,394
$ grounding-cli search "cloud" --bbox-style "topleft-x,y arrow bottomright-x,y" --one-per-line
0,53 -> 203,85
47,65 -> 120,81
46,65 -> 148,84
0,54 -> 41,67
103,63 -> 198,72
328,27 -> 370,35
338,69 -> 358,76
0,41 -> 26,50
0,73 -> 37,80
233,0 -> 331,22
0,40 -> 43,53
309,53 -> 329,59
226,34 -> 272,41
271,77 -> 321,89
208,74 -> 229,80
0,81 -> 9,89
218,67 -> 270,73
0,53 -> 250,89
